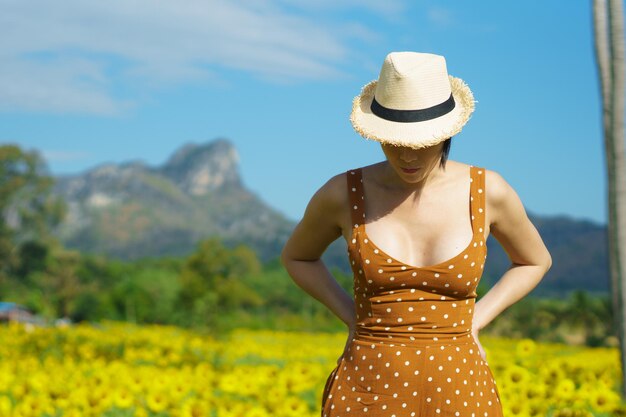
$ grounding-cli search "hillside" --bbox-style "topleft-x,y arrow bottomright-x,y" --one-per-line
52,139 -> 295,262
50,138 -> 609,297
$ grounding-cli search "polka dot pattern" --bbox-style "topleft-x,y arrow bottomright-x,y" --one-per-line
321,166 -> 503,417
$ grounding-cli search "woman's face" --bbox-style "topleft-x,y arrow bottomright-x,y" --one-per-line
380,142 -> 444,185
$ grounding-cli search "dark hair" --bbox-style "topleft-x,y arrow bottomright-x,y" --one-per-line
439,137 -> 452,169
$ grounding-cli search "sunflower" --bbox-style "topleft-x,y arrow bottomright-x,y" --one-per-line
515,339 -> 537,359
588,387 -> 622,413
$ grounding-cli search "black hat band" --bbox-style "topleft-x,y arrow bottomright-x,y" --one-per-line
370,93 -> 456,123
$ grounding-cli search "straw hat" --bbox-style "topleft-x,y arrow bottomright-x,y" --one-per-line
350,52 -> 475,149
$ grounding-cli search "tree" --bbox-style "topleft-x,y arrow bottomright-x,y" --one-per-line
32,246 -> 83,318
0,144 -> 66,286
177,237 -> 261,328
592,0 -> 626,397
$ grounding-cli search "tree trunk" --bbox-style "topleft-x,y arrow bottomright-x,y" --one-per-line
593,0 -> 626,397
610,0 -> 626,397
594,0 -> 618,345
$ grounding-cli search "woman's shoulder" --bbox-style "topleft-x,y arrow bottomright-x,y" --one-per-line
450,161 -> 506,194
450,162 -> 516,227
478,166 -> 524,228
311,164 -> 381,211
448,160 -> 512,204
480,166 -> 512,204
308,169 -> 355,212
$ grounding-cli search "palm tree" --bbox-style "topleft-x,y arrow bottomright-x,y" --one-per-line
592,0 -> 626,397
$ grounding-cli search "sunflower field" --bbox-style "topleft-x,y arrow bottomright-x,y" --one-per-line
0,320 -> 624,417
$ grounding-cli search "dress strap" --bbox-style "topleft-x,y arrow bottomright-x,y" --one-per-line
346,168 -> 365,229
469,165 -> 486,238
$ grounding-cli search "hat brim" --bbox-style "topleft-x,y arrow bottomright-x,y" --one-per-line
350,75 -> 475,149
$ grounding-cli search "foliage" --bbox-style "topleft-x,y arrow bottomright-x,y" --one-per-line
176,237 -> 262,329
0,144 -> 66,286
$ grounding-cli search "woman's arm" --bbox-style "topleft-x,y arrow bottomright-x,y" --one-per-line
280,173 -> 357,330
472,169 -> 553,334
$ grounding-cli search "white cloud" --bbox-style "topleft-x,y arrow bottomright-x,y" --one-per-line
0,0 -> 392,115
0,55 -> 133,115
274,0 -> 405,17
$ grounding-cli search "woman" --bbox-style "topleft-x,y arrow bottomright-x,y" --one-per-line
281,52 -> 551,417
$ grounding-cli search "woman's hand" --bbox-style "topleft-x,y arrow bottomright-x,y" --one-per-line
471,326 -> 487,361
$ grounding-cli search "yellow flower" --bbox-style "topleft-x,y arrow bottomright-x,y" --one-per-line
539,362 -> 567,384
0,395 -> 12,415
134,406 -> 149,417
219,373 -> 241,393
113,389 -> 134,409
61,408 -> 85,417
265,385 -> 289,409
502,364 -> 532,386
217,401 -> 248,417
525,383 -> 547,401
146,390 -> 169,413
515,338 -> 537,358
171,379 -> 190,400
503,400 -> 531,417
10,381 -> 28,400
527,400 -> 549,417
598,370 -> 615,387
180,398 -> 211,417
4,318 -> 626,417
277,396 -> 310,417
14,394 -> 55,417
552,407 -> 595,417
247,405 -> 271,417
127,374 -> 145,393
588,387 -> 622,412
153,373 -> 171,392
554,378 -> 577,400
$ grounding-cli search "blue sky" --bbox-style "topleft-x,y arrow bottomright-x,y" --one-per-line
0,1 -> 611,225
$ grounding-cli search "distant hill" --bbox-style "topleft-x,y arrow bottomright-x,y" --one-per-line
52,139 -> 295,262
483,213 -> 608,298
50,138 -> 609,297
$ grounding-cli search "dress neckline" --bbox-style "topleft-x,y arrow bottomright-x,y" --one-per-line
357,165 -> 477,270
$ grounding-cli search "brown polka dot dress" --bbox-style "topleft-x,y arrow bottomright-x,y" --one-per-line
321,165 -> 504,417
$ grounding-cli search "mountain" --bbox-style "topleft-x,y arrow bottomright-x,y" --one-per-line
50,138 -> 609,297
52,138 -> 296,262
483,213 -> 609,298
